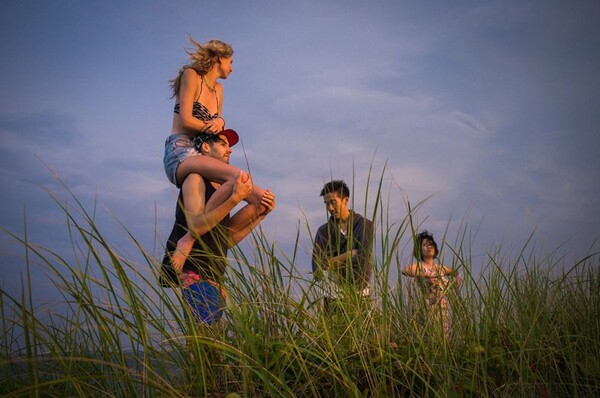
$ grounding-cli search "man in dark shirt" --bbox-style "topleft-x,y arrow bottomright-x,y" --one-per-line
161,130 -> 275,325
311,180 -> 374,312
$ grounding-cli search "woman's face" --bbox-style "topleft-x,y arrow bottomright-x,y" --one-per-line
218,57 -> 233,79
421,238 -> 436,258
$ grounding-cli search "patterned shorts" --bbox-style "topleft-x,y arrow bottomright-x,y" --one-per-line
163,133 -> 200,188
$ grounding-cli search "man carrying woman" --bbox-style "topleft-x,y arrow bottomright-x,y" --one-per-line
163,37 -> 270,271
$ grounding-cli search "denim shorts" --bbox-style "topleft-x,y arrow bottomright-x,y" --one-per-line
181,278 -> 227,325
163,133 -> 200,187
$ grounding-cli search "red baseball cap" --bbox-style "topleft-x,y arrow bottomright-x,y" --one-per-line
196,129 -> 239,147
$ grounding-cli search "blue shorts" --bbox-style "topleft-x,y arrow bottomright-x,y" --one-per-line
181,280 -> 227,325
163,133 -> 200,187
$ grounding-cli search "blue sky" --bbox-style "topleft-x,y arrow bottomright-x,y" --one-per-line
1,1 -> 599,301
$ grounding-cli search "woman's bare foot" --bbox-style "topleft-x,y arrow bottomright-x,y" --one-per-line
172,233 -> 195,273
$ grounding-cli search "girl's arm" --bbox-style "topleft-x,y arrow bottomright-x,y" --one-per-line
403,263 -> 448,278
402,263 -> 420,277
439,265 -> 457,276
177,69 -> 211,132
200,82 -> 226,133
217,83 -> 223,114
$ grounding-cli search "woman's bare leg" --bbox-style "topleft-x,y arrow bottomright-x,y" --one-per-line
171,174 -> 237,271
172,155 -> 267,271
176,155 -> 265,209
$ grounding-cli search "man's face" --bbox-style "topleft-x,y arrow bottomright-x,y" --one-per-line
204,135 -> 232,163
323,192 -> 348,220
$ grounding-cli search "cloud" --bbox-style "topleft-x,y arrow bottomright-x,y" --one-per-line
2,1 -> 599,306
0,111 -> 80,151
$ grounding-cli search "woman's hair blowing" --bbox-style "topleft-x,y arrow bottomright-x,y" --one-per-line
170,36 -> 233,98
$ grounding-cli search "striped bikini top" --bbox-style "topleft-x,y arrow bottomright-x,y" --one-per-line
173,101 -> 218,121
174,75 -> 219,121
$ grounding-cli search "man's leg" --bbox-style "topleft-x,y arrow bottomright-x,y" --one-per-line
181,278 -> 227,325
171,174 -> 234,271
181,276 -> 228,393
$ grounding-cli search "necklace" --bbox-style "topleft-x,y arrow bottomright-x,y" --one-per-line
202,75 -> 216,93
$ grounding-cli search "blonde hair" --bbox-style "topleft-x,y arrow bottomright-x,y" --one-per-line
170,36 -> 234,98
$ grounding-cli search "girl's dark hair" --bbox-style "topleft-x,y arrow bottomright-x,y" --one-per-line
413,230 -> 438,258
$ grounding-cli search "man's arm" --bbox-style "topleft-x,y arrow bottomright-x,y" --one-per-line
311,226 -> 329,279
181,173 -> 251,238
224,189 -> 276,247
357,218 -> 374,261
328,217 -> 374,271
352,217 -> 374,288
325,249 -> 358,270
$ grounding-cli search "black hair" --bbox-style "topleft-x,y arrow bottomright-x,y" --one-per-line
320,180 -> 350,198
194,133 -> 224,153
413,230 -> 439,258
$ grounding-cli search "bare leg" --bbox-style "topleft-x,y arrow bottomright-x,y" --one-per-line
171,232 -> 195,275
171,156 -> 267,270
172,172 -> 262,271
176,155 -> 266,212
171,174 -> 236,272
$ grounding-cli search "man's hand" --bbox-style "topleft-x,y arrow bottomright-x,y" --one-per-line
325,249 -> 357,271
260,189 -> 276,215
231,171 -> 253,203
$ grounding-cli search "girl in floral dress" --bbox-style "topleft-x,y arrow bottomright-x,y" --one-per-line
402,231 -> 461,337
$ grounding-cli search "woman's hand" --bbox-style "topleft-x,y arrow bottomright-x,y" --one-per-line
203,117 -> 226,133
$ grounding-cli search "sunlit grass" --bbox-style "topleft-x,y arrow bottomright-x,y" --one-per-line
1,175 -> 599,397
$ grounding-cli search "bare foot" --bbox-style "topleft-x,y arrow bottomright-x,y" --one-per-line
172,233 -> 195,273
240,170 -> 250,183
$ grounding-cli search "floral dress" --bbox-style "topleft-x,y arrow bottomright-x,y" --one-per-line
415,266 -> 453,337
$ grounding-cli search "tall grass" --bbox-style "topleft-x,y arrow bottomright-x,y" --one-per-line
1,177 -> 599,397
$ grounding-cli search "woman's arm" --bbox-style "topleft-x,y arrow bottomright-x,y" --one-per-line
177,69 -> 212,132
439,265 -> 457,276
217,83 -> 223,115
402,263 -> 449,278
202,83 -> 226,133
402,263 -> 420,277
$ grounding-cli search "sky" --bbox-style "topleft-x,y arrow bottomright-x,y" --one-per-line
1,1 -> 599,303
